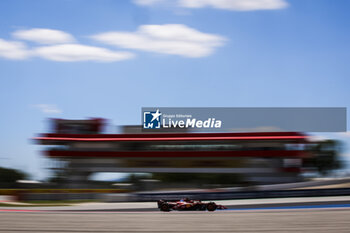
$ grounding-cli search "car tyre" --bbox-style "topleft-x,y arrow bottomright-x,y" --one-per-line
160,203 -> 170,212
206,203 -> 217,211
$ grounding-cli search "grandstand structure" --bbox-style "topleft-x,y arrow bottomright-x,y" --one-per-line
34,118 -> 313,186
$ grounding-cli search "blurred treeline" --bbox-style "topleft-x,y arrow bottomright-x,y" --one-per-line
0,167 -> 28,188
304,139 -> 344,175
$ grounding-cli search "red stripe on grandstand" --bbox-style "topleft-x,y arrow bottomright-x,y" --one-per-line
34,136 -> 306,141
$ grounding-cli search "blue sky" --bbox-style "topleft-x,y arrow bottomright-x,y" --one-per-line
0,0 -> 349,180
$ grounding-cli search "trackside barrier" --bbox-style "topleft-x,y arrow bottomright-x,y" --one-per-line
0,189 -> 129,201
21,193 -> 103,201
128,188 -> 350,202
3,188 -> 350,202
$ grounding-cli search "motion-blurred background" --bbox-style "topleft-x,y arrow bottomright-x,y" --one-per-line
0,117 -> 348,202
1,0 -> 350,203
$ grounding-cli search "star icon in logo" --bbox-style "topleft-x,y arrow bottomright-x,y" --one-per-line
151,109 -> 162,122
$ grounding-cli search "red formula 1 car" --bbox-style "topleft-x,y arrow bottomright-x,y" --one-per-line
157,198 -> 227,212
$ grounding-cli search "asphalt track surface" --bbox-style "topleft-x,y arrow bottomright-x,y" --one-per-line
2,197 -> 350,232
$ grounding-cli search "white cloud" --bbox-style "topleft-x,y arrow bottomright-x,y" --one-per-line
2,25 -> 224,61
34,104 -> 62,114
134,0 -> 288,11
34,44 -> 135,62
91,24 -> 226,57
0,39 -> 31,60
179,0 -> 288,10
133,0 -> 167,6
13,28 -> 75,44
